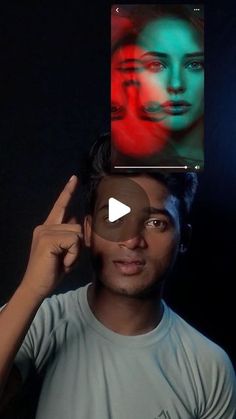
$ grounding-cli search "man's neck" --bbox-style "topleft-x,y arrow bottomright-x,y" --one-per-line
87,282 -> 163,336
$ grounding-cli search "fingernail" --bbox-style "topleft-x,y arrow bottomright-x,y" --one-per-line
69,175 -> 76,182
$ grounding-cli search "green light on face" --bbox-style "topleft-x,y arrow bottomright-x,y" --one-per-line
137,16 -> 204,132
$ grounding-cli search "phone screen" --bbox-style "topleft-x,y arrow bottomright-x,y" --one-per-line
111,4 -> 204,172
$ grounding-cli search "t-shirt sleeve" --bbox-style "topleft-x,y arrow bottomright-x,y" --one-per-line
199,347 -> 236,418
14,295 -> 62,383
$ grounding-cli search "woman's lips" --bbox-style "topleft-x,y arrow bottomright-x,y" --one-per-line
113,260 -> 145,275
161,101 -> 191,115
141,101 -> 191,116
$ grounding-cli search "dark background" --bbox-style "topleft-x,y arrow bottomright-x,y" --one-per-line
0,1 -> 236,416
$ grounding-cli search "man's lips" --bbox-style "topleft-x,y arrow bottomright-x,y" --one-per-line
113,258 -> 145,275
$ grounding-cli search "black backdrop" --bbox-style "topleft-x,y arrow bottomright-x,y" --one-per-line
1,0 -> 236,390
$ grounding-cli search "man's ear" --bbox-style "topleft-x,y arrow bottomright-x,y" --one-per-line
83,215 -> 92,248
179,223 -> 192,254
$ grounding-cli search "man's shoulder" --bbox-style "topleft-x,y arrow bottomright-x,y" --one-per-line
167,303 -> 233,370
166,304 -> 236,414
46,287 -> 81,308
34,284 -> 88,327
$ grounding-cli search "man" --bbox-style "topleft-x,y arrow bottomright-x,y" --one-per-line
0,134 -> 235,418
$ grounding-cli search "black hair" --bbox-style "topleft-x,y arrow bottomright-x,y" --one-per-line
83,133 -> 198,225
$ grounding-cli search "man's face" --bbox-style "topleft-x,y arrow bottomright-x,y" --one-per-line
84,175 -> 181,298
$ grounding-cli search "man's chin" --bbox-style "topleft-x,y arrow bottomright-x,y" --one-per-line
97,275 -> 164,299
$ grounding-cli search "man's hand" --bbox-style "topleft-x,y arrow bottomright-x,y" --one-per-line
21,175 -> 83,299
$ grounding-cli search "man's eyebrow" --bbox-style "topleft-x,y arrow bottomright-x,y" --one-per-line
97,204 -> 175,222
142,207 -> 174,222
97,204 -> 108,212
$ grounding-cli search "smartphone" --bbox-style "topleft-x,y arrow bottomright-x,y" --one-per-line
111,4 -> 204,172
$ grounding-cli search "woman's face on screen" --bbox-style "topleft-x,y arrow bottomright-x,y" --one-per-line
111,16 -> 204,133
111,15 -> 204,157
136,16 -> 204,131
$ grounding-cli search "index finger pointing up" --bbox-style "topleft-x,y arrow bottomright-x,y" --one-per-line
44,175 -> 79,225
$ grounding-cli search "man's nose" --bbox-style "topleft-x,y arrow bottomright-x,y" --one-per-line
119,231 -> 147,250
167,65 -> 186,94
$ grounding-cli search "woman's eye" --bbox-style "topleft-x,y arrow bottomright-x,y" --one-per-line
144,61 -> 166,73
186,61 -> 204,71
145,219 -> 168,231
111,102 -> 125,120
116,64 -> 142,73
142,102 -> 160,113
111,103 -> 123,114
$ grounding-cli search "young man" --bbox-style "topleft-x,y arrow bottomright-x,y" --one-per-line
0,135 -> 235,418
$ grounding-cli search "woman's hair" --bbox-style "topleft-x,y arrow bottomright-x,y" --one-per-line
112,4 -> 204,53
131,4 -> 203,33
82,133 -> 198,225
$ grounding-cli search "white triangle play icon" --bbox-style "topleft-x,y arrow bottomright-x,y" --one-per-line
108,198 -> 131,222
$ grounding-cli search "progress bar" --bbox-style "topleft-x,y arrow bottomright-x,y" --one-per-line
114,166 -> 189,169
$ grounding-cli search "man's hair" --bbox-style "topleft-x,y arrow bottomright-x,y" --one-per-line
82,133 -> 198,225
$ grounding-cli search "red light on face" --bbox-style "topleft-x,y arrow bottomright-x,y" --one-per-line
112,116 -> 169,157
111,45 -> 169,157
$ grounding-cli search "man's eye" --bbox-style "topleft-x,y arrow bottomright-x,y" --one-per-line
103,216 -> 123,225
145,219 -> 168,231
186,61 -> 204,71
144,61 -> 166,73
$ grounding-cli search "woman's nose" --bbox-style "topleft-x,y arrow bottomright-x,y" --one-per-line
167,66 -> 186,94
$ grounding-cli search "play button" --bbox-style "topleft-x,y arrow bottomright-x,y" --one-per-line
108,197 -> 131,222
92,176 -> 150,242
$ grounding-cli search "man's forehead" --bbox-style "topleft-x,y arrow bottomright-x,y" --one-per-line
96,174 -> 179,211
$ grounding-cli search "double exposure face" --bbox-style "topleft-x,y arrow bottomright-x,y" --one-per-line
111,17 -> 204,157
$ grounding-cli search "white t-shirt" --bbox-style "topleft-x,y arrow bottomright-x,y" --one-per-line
15,283 -> 236,419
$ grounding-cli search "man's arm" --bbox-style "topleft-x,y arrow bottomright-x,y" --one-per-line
0,175 -> 83,405
200,348 -> 236,419
0,284 -> 45,401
